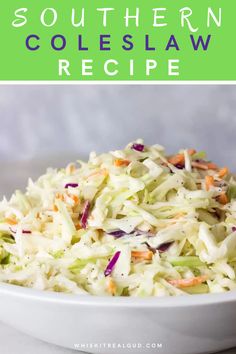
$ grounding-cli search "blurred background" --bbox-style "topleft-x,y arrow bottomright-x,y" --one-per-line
0,84 -> 235,195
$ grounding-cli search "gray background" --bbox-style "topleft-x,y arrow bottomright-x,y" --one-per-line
0,84 -> 236,353
0,85 -> 235,164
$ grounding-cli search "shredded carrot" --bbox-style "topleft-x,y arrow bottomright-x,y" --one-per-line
131,250 -> 153,260
168,275 -> 208,288
114,159 -> 130,167
53,204 -> 58,212
75,223 -> 82,230
173,212 -> 185,219
167,150 -> 195,166
107,279 -> 116,295
68,194 -> 79,204
87,168 -> 108,179
192,161 -> 218,170
67,163 -> 76,174
168,154 -> 184,165
205,175 -> 214,191
217,192 -> 228,205
218,167 -> 229,178
188,149 -> 196,156
191,161 -> 208,170
55,193 -> 64,201
206,162 -> 218,170
4,218 -> 17,225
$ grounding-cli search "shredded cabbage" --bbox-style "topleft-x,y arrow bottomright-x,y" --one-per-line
0,140 -> 236,297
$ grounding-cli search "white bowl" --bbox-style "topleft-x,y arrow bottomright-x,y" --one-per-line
0,283 -> 236,354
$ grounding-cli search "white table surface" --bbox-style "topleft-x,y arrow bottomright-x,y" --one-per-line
0,321 -> 79,354
0,160 -> 236,354
0,320 -> 235,354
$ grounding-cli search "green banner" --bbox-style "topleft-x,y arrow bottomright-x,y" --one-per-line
0,1 -> 235,80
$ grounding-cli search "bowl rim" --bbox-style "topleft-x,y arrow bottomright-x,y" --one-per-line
0,282 -> 235,308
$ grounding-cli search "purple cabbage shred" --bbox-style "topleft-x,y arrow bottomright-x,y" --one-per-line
104,251 -> 121,277
107,230 -> 127,238
65,183 -> 79,189
81,201 -> 90,229
157,241 -> 174,253
144,241 -> 174,254
131,143 -> 145,152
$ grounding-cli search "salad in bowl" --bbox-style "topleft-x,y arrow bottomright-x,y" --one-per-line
0,140 -> 236,297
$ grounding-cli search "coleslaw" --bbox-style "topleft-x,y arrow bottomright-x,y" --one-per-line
0,140 -> 236,297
